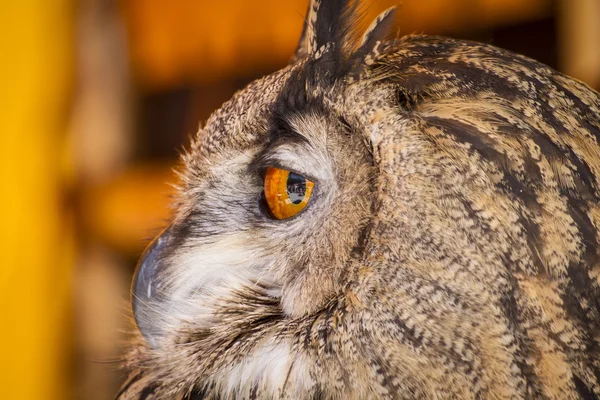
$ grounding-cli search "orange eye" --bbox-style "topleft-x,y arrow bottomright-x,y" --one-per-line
264,167 -> 315,220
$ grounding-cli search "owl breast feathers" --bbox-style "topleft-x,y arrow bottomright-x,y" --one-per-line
119,1 -> 600,399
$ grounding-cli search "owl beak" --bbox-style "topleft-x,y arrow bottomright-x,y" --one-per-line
131,228 -> 171,348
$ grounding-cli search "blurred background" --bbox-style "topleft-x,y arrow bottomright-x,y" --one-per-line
0,0 -> 599,399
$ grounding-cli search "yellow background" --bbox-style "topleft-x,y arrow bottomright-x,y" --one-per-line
0,1 -> 73,398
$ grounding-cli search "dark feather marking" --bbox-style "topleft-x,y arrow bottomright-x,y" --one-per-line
423,116 -> 545,274
551,77 -> 600,144
391,315 -> 425,351
115,371 -> 143,399
428,61 -> 522,101
395,88 -> 423,111
249,384 -> 258,400
422,115 -> 541,191
139,383 -> 157,400
276,61 -> 323,115
565,262 -> 600,331
563,198 -> 600,372
526,128 -> 597,199
313,0 -> 354,53
371,355 -> 400,394
573,375 -> 599,400
499,279 -> 545,396
247,112 -> 314,177
311,385 -> 325,400
569,156 -> 597,199
187,383 -> 219,400
388,36 -> 462,62
562,262 -> 600,391
377,68 -> 444,96
566,198 -> 600,267
422,117 -> 509,169
268,117 -> 312,146
447,44 -> 600,160
187,388 -> 210,400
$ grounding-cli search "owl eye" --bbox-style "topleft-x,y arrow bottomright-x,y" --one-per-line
263,166 -> 315,220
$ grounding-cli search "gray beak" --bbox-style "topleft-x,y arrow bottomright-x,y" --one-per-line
132,229 -> 171,348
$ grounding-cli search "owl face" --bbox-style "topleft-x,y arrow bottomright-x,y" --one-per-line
122,0 -> 600,399
132,67 -> 375,348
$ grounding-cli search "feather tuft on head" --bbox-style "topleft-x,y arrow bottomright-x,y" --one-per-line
292,0 -> 397,78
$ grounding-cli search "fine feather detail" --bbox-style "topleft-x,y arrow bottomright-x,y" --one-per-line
119,1 -> 600,399
359,6 -> 397,47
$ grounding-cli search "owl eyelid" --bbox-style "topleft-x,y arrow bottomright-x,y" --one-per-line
248,125 -> 320,182
249,149 -> 319,184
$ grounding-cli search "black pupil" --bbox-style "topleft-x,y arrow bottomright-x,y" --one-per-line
287,172 -> 306,204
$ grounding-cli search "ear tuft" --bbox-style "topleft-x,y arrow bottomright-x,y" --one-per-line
290,1 -> 397,78
292,0 -> 357,64
292,0 -> 321,63
349,6 -> 397,73
359,6 -> 397,49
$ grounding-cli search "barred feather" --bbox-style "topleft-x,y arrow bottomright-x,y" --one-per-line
119,4 -> 600,400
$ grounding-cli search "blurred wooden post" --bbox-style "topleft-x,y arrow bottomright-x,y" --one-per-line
558,0 -> 600,89
0,1 -> 73,399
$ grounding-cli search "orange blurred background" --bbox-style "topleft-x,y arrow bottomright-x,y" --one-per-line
0,0 -> 599,399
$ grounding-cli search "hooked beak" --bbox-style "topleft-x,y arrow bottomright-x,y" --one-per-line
132,228 -> 171,348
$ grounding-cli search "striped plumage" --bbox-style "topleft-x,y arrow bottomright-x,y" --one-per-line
119,1 -> 600,398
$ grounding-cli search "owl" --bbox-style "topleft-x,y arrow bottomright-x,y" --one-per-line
118,0 -> 600,399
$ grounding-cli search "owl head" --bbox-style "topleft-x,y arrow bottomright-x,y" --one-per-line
120,1 -> 600,399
